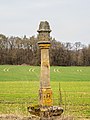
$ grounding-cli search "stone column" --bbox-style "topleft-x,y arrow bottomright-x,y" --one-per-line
28,21 -> 63,120
37,21 -> 53,107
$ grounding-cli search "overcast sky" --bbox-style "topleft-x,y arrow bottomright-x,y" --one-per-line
0,0 -> 90,45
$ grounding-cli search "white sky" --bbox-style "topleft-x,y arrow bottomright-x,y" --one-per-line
0,0 -> 90,45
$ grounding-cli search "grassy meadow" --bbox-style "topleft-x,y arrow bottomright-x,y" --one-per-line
0,65 -> 90,119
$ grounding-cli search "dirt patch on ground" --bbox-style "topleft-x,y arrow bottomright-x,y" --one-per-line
0,114 -> 75,120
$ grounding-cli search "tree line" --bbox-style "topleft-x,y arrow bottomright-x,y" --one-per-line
0,34 -> 90,66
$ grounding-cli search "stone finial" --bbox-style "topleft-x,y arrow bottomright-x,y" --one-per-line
37,21 -> 51,32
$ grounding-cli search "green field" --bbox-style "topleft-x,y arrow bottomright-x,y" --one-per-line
0,65 -> 90,81
0,65 -> 90,119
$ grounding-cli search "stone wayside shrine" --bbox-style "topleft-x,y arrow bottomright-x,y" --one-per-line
28,21 -> 63,120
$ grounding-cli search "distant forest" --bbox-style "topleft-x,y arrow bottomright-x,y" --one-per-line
0,34 -> 90,66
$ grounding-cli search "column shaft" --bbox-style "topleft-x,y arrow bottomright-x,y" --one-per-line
40,48 -> 50,89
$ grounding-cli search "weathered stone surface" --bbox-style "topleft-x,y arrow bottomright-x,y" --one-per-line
37,21 -> 51,41
37,21 -> 53,107
37,21 -> 51,32
28,21 -> 63,119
